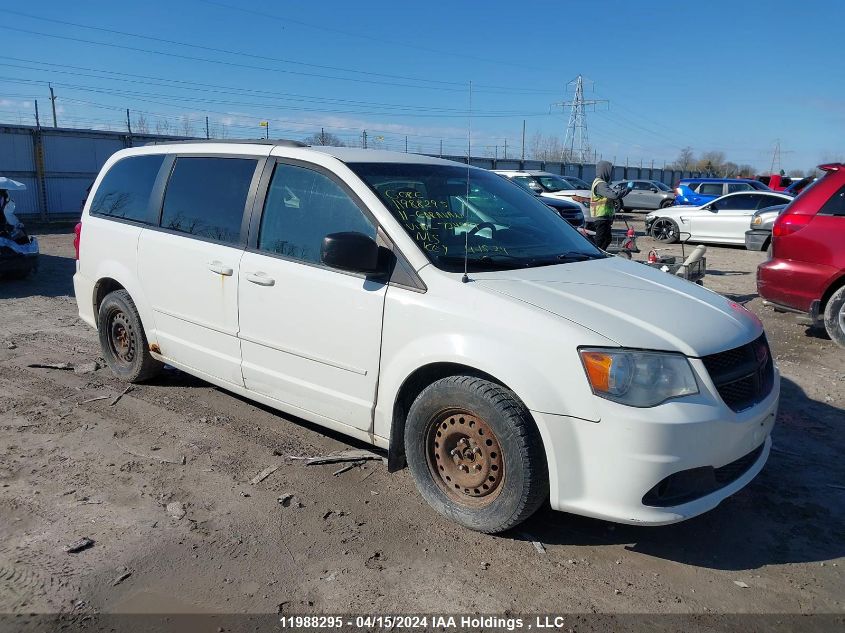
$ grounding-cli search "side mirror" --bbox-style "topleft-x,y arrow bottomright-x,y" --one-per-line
650,187 -> 658,193
321,232 -> 384,275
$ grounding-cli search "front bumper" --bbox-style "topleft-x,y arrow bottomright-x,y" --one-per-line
532,362 -> 779,525
744,229 -> 770,251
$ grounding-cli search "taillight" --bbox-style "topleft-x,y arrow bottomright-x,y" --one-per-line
772,211 -> 811,237
73,222 -> 82,260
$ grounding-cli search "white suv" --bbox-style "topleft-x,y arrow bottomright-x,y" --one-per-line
74,141 -> 779,532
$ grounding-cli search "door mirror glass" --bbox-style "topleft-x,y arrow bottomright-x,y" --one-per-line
321,232 -> 383,274
650,187 -> 658,193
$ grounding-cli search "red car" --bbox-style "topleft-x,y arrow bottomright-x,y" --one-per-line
757,163 -> 845,346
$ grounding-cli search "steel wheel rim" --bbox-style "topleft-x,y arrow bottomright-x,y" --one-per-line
653,219 -> 675,241
108,310 -> 136,364
425,409 -> 504,507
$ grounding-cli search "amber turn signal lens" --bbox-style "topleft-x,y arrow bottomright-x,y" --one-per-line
580,351 -> 612,392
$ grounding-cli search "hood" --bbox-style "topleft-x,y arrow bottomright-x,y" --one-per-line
472,257 -> 762,357
595,160 -> 613,182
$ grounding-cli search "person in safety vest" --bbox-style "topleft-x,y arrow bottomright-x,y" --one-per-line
590,161 -> 631,250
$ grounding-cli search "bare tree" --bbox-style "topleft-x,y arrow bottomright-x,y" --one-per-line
181,115 -> 195,137
302,131 -> 345,146
787,168 -> 805,178
134,113 -> 149,134
671,146 -> 696,171
528,132 -> 567,162
155,118 -> 172,135
737,164 -> 756,177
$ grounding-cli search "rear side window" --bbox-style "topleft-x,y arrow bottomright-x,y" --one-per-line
160,157 -> 257,245
698,183 -> 724,196
258,163 -> 376,265
758,195 -> 787,209
820,184 -> 845,216
90,155 -> 164,223
727,183 -> 753,193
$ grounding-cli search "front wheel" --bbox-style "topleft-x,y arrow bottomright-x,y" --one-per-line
659,199 -> 674,209
651,217 -> 680,243
404,375 -> 548,533
823,286 -> 845,348
97,289 -> 163,383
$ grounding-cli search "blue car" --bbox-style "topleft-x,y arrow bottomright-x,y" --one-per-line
674,178 -> 770,206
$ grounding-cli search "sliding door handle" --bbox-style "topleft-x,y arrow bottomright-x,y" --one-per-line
245,272 -> 275,286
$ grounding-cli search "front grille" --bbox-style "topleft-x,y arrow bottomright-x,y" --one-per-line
701,334 -> 774,412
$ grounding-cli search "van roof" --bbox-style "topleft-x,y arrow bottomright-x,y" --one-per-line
141,139 -> 465,166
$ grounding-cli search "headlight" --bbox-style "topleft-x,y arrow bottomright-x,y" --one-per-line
579,348 -> 699,407
645,214 -> 655,222
752,216 -> 762,225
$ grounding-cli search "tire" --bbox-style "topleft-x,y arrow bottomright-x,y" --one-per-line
97,289 -> 162,383
659,199 -> 674,209
823,285 -> 845,348
404,375 -> 548,533
651,217 -> 679,243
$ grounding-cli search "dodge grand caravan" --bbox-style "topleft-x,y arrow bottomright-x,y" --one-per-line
74,141 -> 779,533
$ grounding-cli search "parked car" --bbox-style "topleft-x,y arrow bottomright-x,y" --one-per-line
501,175 -> 585,227
75,141 -> 778,532
675,178 -> 771,206
758,163 -> 845,347
745,204 -> 788,251
493,170 -> 592,217
756,174 -> 795,191
611,179 -> 675,210
784,176 -> 816,196
645,191 -> 792,244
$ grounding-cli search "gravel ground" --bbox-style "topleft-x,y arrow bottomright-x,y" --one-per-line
0,222 -> 842,627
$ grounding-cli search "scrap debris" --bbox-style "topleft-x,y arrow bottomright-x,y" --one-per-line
28,362 -> 73,370
78,395 -> 110,405
290,449 -> 384,466
112,570 -> 132,586
250,463 -> 282,485
63,537 -> 95,554
332,461 -> 365,476
110,386 -> 133,406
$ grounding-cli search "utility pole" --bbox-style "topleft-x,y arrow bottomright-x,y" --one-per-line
205,116 -> 210,139
48,83 -> 58,128
362,130 -> 367,149
126,109 -> 132,134
521,120 -> 526,161
34,99 -> 40,128
503,139 -> 507,160
405,136 -> 408,153
439,139 -> 443,157
551,75 -> 607,164
321,127 -> 326,145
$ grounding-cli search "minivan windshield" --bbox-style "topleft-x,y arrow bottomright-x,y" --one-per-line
349,163 -> 603,273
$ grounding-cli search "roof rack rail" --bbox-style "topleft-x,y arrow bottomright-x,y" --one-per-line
144,138 -> 308,147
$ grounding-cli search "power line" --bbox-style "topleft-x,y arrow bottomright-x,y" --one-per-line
551,75 -> 607,163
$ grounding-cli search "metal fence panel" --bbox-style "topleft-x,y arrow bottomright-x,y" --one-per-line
0,128 -> 35,172
42,133 -> 125,173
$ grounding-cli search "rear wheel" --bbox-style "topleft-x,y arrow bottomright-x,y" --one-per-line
651,217 -> 679,243
823,286 -> 845,348
404,375 -> 548,533
97,289 -> 162,383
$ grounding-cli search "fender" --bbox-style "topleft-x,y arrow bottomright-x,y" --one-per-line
90,256 -> 158,347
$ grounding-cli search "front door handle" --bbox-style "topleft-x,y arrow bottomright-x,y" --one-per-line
208,261 -> 234,276
245,272 -> 275,287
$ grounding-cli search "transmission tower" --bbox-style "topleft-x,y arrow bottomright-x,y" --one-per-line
770,139 -> 782,174
551,75 -> 607,163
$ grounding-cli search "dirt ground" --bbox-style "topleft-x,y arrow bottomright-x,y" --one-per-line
0,221 -> 843,626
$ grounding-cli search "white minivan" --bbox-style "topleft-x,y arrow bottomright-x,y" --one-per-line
74,141 -> 779,533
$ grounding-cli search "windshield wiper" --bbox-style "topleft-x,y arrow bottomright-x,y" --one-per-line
436,255 -> 521,271
554,251 -> 605,262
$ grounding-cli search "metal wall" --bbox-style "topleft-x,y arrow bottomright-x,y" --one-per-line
0,125 -> 191,220
0,124 -> 702,220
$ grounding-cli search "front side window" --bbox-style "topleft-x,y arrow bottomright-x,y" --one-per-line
537,175 -> 576,192
712,194 -> 761,211
160,157 -> 257,245
633,181 -> 652,190
90,154 -> 164,222
653,181 -> 672,192
349,163 -> 603,273
258,163 -> 376,264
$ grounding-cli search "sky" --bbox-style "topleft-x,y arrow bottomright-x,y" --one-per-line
0,0 -> 843,172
